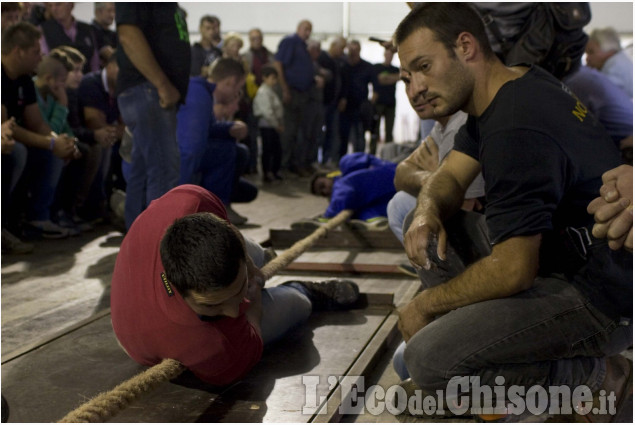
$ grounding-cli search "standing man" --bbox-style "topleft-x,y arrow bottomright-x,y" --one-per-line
243,28 -> 275,172
371,47 -> 400,155
190,15 -> 223,77
337,40 -> 378,157
585,27 -> 633,98
273,19 -> 315,177
39,2 -> 100,73
91,2 -> 117,66
395,3 -> 631,421
116,3 -> 191,229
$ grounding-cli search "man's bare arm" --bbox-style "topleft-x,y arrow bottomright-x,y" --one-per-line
404,150 -> 480,268
399,234 -> 541,341
117,24 -> 180,108
394,136 -> 440,195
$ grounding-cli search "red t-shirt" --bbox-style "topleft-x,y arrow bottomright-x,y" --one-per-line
111,185 -> 263,385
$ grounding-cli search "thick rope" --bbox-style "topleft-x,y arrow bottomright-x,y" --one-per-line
260,209 -> 353,279
57,209 -> 353,423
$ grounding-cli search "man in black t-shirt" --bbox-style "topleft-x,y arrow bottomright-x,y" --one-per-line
393,4 -> 631,421
116,3 -> 191,229
371,47 -> 400,154
2,22 -> 77,242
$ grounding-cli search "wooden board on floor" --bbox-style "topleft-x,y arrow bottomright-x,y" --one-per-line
270,228 -> 403,249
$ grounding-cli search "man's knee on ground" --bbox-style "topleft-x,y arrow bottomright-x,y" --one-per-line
403,326 -> 458,393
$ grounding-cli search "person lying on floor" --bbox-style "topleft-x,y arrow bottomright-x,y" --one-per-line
293,152 -> 397,231
111,184 -> 359,385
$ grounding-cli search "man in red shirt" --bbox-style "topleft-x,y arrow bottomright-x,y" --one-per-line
111,184 -> 358,385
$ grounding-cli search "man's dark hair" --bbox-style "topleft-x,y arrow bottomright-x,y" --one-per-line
160,212 -> 246,296
1,21 -> 41,54
200,14 -> 220,27
394,3 -> 494,59
208,57 -> 246,81
310,172 -> 329,195
261,64 -> 278,79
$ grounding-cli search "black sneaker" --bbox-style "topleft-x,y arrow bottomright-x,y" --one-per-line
281,279 -> 359,310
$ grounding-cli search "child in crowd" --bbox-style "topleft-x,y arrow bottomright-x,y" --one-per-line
252,65 -> 284,182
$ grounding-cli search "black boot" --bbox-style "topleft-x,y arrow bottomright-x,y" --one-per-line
281,280 -> 359,310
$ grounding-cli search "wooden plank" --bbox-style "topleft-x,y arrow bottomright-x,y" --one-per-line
270,228 -> 403,249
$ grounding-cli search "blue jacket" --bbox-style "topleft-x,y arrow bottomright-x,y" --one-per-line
324,153 -> 397,220
177,76 -> 234,185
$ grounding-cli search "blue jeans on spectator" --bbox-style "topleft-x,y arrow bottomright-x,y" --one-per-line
281,88 -> 310,171
321,102 -> 338,165
387,191 -> 416,245
392,210 -> 632,412
243,237 -> 312,345
2,142 -> 28,227
22,145 -> 64,221
232,143 -> 258,204
118,82 -> 180,229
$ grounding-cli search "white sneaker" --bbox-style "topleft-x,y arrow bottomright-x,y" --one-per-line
26,220 -> 70,239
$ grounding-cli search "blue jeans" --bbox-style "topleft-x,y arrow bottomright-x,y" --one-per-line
2,142 -> 28,227
23,145 -> 64,221
243,237 -> 311,344
387,191 -> 416,245
393,211 -> 632,404
281,88 -> 310,170
118,82 -> 180,229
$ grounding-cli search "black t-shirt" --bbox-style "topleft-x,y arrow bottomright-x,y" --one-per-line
115,3 -> 191,101
1,65 -> 37,125
372,63 -> 399,106
454,65 -> 630,318
340,59 -> 378,109
78,71 -> 120,125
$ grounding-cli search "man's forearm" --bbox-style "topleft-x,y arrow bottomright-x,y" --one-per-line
394,161 -> 432,196
417,235 -> 541,317
415,169 -> 465,220
13,125 -> 52,150
118,25 -> 172,91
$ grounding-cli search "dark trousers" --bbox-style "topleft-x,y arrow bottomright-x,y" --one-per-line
260,127 -> 282,175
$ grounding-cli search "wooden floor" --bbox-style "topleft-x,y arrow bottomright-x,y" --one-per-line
1,175 -> 432,423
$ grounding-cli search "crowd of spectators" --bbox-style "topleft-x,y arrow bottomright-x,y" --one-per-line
1,2 -> 632,256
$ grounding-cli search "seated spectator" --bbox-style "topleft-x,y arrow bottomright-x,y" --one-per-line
295,152 -> 397,230
76,51 -> 124,222
111,184 -> 359,385
91,2 -> 117,68
26,53 -> 82,237
39,2 -> 100,74
586,27 -> 633,97
2,23 -> 76,242
1,2 -> 22,32
253,65 -> 284,182
176,58 -> 254,225
1,112 -> 32,254
190,15 -> 223,77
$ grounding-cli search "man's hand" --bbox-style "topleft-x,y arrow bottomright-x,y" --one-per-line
94,126 -> 119,147
397,292 -> 434,342
52,133 -> 76,159
587,165 -> 633,251
404,206 -> 447,270
410,136 -> 440,172
1,117 -> 16,155
229,121 -> 248,140
50,83 -> 69,107
282,87 -> 291,105
157,81 -> 181,109
338,98 -> 347,113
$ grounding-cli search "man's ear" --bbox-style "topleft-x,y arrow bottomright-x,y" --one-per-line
456,32 -> 478,62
